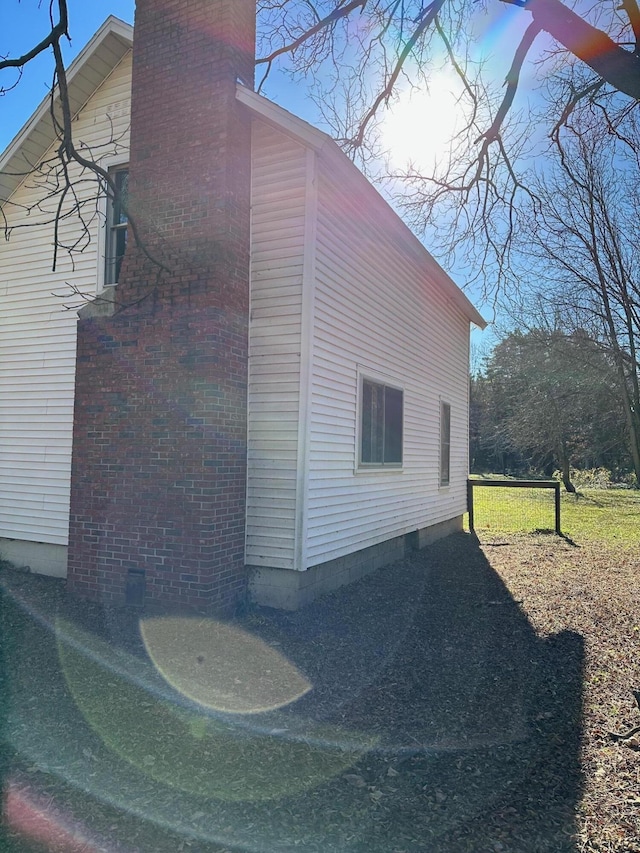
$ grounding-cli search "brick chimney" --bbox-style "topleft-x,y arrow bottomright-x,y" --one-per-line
67,0 -> 256,613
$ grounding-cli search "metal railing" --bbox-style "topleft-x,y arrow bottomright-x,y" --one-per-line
467,478 -> 561,535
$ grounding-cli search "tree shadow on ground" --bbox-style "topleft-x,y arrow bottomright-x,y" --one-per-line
0,533 -> 583,853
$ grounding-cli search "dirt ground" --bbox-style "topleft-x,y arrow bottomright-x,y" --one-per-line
1,531 -> 639,852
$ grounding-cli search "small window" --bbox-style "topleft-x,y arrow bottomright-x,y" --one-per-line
360,378 -> 403,466
105,166 -> 129,285
440,401 -> 451,486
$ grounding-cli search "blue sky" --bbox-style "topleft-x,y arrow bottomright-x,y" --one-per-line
0,0 -> 322,151
1,1 -> 135,151
1,0 -> 496,354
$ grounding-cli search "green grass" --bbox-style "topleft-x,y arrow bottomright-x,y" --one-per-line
467,484 -> 640,545
558,488 -> 640,544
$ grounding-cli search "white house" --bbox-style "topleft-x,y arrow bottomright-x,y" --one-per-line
0,9 -> 485,610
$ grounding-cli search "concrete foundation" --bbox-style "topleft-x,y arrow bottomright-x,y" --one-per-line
0,539 -> 68,578
0,516 -> 463,608
248,515 -> 463,610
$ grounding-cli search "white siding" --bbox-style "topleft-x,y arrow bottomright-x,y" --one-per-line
0,53 -> 132,546
304,155 -> 471,568
245,121 -> 308,569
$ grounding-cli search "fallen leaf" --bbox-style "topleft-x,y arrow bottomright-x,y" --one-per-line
343,774 -> 366,788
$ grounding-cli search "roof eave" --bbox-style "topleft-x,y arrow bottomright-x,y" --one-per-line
237,84 -> 487,330
0,16 -> 133,204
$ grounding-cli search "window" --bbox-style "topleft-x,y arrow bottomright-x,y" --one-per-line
360,378 -> 403,466
105,166 -> 129,285
440,401 -> 451,486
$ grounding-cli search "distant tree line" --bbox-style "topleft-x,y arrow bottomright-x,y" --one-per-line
470,330 -> 637,491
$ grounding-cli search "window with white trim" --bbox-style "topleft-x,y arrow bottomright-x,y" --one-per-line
360,377 -> 403,467
104,166 -> 129,285
440,401 -> 451,486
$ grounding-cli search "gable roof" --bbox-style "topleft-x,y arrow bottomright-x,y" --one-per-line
0,15 -> 485,330
0,16 -> 133,205
237,86 -> 486,329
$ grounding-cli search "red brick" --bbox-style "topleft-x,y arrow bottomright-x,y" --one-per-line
67,0 -> 255,614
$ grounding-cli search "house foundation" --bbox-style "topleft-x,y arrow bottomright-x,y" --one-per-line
248,516 -> 463,610
0,539 -> 68,578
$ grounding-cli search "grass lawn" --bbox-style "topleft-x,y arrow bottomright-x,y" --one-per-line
560,489 -> 640,544
468,482 -> 640,545
0,488 -> 639,852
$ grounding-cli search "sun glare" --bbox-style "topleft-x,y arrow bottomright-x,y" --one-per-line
381,70 -> 467,171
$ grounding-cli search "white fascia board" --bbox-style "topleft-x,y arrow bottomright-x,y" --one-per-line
236,85 -> 330,153
0,17 -> 133,203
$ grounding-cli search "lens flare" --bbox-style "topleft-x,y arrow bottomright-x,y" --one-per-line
55,617 -> 375,802
3,777 -> 122,853
139,616 -> 311,714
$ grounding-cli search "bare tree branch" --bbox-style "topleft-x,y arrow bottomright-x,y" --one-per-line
343,0 -> 448,151
256,0 -> 367,90
1,1 -> 169,306
479,20 -> 542,144
5,0 -> 640,310
0,0 -> 69,73
620,0 -> 640,54
56,36 -> 168,272
525,0 -> 640,98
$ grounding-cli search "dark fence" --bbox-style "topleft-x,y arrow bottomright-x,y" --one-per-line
467,478 -> 561,535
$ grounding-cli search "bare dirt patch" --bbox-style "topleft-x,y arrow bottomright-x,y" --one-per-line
480,533 -> 640,853
1,532 -> 639,852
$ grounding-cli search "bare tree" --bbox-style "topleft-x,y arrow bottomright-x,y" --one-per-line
257,1 -> 640,134
500,104 -> 640,484
256,1 -> 640,293
2,3 -> 114,255
3,0 -> 640,293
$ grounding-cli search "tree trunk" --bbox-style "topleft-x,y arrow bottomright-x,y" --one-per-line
527,0 -> 640,100
560,452 -> 576,493
626,408 -> 640,488
611,353 -> 640,488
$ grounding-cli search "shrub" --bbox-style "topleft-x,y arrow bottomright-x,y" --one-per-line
552,468 -> 637,489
